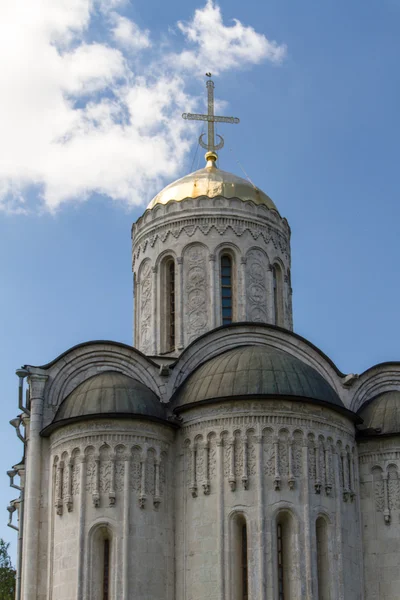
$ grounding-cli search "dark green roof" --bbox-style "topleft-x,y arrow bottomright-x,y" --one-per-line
358,391 -> 400,436
42,371 -> 168,435
174,345 -> 343,410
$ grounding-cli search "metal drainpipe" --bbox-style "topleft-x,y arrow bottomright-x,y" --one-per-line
14,368 -> 29,600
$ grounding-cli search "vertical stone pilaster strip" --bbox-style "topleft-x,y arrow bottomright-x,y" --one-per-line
334,449 -> 345,600
22,372 -> 47,600
209,254 -> 216,328
302,443 -> 313,600
122,454 -> 130,600
255,434 -> 266,600
46,461 -> 56,600
77,457 -> 87,600
240,256 -> 247,320
216,439 -> 225,600
177,257 -> 184,349
266,265 -> 274,323
152,266 -> 158,354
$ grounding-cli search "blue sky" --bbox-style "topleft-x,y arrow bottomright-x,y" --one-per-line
0,0 -> 399,557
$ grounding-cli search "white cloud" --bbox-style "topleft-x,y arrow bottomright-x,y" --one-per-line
176,0 -> 286,73
0,0 -> 286,213
111,13 -> 151,50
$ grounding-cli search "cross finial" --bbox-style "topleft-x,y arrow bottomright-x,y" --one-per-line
182,74 -> 240,164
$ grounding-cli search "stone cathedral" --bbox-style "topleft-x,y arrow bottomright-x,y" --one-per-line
7,79 -> 400,600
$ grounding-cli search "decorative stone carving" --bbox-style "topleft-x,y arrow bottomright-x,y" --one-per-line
130,448 -> 141,492
139,260 -> 152,354
184,245 -> 209,344
245,249 -> 268,322
388,465 -> 400,511
72,461 -> 80,496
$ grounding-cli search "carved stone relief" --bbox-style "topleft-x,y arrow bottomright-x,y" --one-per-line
139,260 -> 152,354
245,249 -> 268,322
52,437 -> 169,514
184,245 -> 209,343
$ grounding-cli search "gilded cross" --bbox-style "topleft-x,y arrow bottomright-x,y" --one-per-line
182,75 -> 240,156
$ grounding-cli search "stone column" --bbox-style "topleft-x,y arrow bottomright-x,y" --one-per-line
22,371 -> 48,600
209,254 -> 216,328
177,257 -> 184,350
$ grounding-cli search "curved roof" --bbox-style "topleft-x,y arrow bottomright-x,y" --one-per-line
358,391 -> 400,436
147,157 -> 277,211
173,345 -> 344,410
42,371 -> 168,435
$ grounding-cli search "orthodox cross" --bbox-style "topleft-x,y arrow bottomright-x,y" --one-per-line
182,74 -> 240,155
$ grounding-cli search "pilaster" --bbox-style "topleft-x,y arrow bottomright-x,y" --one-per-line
22,371 -> 48,600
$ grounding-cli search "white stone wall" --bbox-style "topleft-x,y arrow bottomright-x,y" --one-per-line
175,400 -> 362,600
131,196 -> 292,354
358,437 -> 400,600
39,419 -> 175,600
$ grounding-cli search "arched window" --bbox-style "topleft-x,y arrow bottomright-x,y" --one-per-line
241,522 -> 248,600
167,259 -> 175,350
272,263 -> 283,326
103,538 -> 110,600
276,512 -> 295,599
316,517 -> 330,600
160,257 -> 176,352
89,525 -> 113,600
277,523 -> 284,600
231,514 -> 249,600
221,254 -> 233,325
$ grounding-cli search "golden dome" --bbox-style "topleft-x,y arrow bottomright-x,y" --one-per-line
147,153 -> 277,211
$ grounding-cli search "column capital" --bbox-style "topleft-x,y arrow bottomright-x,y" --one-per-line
177,257 -> 183,265
240,256 -> 247,265
209,253 -> 216,262
28,372 -> 48,400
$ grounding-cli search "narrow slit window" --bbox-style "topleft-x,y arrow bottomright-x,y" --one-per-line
277,523 -> 284,600
242,523 -> 248,600
103,538 -> 110,600
221,255 -> 233,325
167,260 -> 175,350
316,517 -> 330,600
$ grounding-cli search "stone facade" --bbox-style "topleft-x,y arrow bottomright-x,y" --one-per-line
131,195 -> 293,354
8,160 -> 400,600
